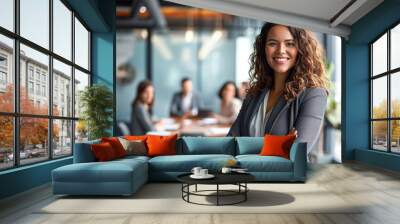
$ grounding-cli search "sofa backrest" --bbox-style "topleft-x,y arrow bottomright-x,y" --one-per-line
235,137 -> 263,155
73,139 -> 100,163
178,137 -> 235,155
74,137 -> 266,161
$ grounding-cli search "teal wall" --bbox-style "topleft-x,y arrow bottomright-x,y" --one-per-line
0,158 -> 72,199
343,0 -> 400,171
91,0 -> 116,135
0,0 -> 116,200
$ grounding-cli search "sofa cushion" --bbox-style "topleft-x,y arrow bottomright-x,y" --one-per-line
235,137 -> 263,155
73,139 -> 100,163
147,134 -> 178,157
180,137 -> 235,155
118,137 -> 147,156
115,155 -> 150,163
148,154 -> 235,172
91,142 -> 118,161
52,159 -> 147,183
236,155 -> 293,172
124,135 -> 148,141
260,134 -> 296,159
101,137 -> 127,158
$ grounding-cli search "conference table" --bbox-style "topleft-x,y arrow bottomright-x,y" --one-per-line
148,117 -> 231,137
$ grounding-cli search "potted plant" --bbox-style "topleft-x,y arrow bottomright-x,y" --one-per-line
79,84 -> 113,140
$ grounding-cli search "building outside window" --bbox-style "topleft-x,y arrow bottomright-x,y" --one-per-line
28,66 -> 34,79
0,54 -> 7,67
0,71 -> 6,84
41,85 -> 46,97
0,54 -> 7,88
41,73 -> 46,83
28,81 -> 34,94
35,83 -> 40,95
35,70 -> 40,81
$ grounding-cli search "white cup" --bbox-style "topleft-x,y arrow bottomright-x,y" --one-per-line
200,169 -> 208,176
191,167 -> 202,176
221,167 -> 232,174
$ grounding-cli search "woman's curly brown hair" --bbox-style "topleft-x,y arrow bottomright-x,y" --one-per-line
248,23 -> 329,101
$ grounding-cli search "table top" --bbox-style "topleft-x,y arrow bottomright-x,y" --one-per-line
152,117 -> 231,137
177,172 -> 255,185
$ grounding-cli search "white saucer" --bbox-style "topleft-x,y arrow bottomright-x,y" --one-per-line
190,174 -> 215,179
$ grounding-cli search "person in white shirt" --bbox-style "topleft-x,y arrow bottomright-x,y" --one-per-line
214,81 -> 242,124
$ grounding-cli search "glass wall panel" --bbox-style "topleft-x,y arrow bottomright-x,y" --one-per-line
20,117 -> 49,165
391,72 -> 400,118
20,0 -> 49,49
53,0 -> 72,60
53,119 -> 72,157
372,121 -> 388,151
74,69 -> 89,118
391,120 -> 400,153
372,77 -> 387,119
391,24 -> 400,70
0,34 -> 14,112
0,116 -> 13,170
53,59 -> 72,117
372,34 -> 387,76
74,18 -> 89,70
0,0 -> 14,31
75,120 -> 88,143
20,44 -> 49,115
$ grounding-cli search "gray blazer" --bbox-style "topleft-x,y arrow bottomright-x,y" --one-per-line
228,87 -> 328,154
170,91 -> 203,117
131,103 -> 155,135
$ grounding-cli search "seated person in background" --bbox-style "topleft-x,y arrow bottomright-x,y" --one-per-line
213,81 -> 242,124
238,81 -> 250,100
131,80 -> 160,135
170,77 -> 203,117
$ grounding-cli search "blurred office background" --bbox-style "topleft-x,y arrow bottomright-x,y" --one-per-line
115,0 -> 342,163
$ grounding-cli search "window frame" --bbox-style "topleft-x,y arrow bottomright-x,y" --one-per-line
0,0 -> 92,171
370,20 -> 400,154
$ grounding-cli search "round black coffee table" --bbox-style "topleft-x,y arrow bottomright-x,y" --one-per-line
177,173 -> 255,206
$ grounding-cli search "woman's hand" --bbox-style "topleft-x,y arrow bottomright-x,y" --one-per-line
289,128 -> 298,137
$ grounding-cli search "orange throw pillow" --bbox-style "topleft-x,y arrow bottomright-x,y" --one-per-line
91,142 -> 117,161
101,137 -> 126,158
124,135 -> 148,141
260,134 -> 296,159
146,134 -> 178,157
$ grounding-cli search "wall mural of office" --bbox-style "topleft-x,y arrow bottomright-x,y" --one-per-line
116,8 -> 342,163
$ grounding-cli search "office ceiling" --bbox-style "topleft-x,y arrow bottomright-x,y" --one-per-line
164,0 -> 384,37
117,0 -> 167,29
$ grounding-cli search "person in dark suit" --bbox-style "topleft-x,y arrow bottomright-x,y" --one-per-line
131,80 -> 156,135
228,23 -> 329,155
170,77 -> 203,117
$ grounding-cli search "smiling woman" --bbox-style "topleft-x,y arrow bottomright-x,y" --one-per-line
228,23 -> 329,156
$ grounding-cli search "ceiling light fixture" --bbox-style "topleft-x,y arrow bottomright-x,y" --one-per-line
139,6 -> 147,14
185,9 -> 195,42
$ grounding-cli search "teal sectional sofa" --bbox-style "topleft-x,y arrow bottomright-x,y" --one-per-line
52,137 -> 307,196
